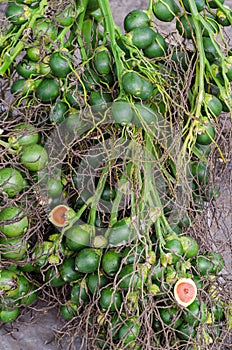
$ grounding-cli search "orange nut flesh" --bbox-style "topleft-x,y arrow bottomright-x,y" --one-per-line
50,205 -> 68,227
174,278 -> 197,307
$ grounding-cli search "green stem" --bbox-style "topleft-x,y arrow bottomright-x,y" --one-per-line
98,0 -> 126,94
198,16 -> 228,64
143,133 -> 168,247
205,60 -> 230,99
109,162 -> 131,226
154,218 -> 165,251
144,147 -> 176,240
56,25 -> 74,48
149,185 -> 176,239
188,1 -> 206,118
109,137 -> 138,226
0,0 -> 48,75
0,42 -> 24,75
76,0 -> 89,61
60,188 -> 104,241
147,0 -> 154,16
87,166 -> 109,226
212,0 -> 232,24
191,146 -> 207,162
0,24 -> 24,48
0,140 -> 18,154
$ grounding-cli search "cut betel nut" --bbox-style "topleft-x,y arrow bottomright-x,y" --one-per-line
48,205 -> 76,227
174,278 -> 197,307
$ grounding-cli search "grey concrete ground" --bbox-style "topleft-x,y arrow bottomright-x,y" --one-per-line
0,1 -> 231,349
0,306 -> 61,350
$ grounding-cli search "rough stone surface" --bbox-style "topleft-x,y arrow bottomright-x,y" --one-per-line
0,306 -> 60,350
